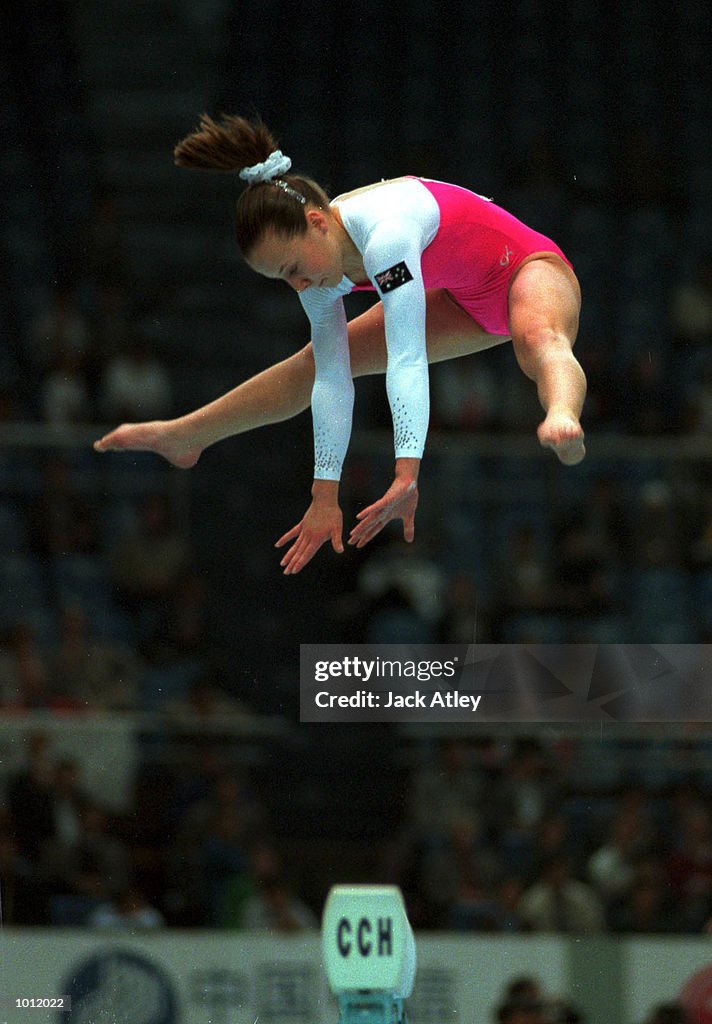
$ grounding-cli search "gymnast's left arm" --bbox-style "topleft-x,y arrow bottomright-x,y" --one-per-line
348,224 -> 428,549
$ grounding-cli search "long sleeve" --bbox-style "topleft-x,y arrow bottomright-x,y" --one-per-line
362,221 -> 429,460
299,177 -> 439,480
300,287 -> 354,480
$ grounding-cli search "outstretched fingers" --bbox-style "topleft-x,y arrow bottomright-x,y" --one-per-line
348,479 -> 419,549
275,512 -> 344,575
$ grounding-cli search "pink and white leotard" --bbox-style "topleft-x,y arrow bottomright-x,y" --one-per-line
299,177 -> 572,481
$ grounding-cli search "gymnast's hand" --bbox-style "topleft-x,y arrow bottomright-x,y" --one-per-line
276,482 -> 344,574
348,459 -> 420,549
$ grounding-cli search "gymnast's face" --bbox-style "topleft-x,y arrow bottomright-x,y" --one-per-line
247,209 -> 344,292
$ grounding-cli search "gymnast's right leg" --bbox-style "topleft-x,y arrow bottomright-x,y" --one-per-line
93,289 -> 505,467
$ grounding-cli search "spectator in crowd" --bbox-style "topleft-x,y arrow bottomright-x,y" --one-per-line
498,366 -> 546,433
629,480 -> 688,570
622,351 -> 680,435
670,254 -> 712,351
416,813 -> 501,929
91,282 -> 134,370
502,976 -> 546,1005
549,1002 -> 585,1023
88,883 -> 165,930
587,808 -> 648,908
577,347 -> 619,430
356,536 -> 448,642
41,351 -> 92,425
82,188 -> 129,296
0,824 -> 43,923
689,492 -> 712,568
684,364 -> 712,435
496,997 -> 549,1024
109,493 -> 191,650
361,583 -> 428,643
48,604 -> 141,710
38,800 -> 129,907
518,855 -> 605,933
5,731 -> 55,860
665,803 -> 712,930
430,354 -> 499,431
27,455 -> 100,558
197,805 -> 253,927
26,287 -> 90,373
50,756 -> 88,848
608,855 -> 680,933
175,768 -> 268,853
642,1003 -> 690,1024
438,573 -> 491,644
525,813 -> 579,884
403,738 -> 484,845
166,673 -> 243,717
497,976 -> 585,1024
496,525 -> 552,617
99,336 -> 173,423
0,623 -> 55,711
495,739 -> 561,871
151,571 -> 210,665
494,875 -> 527,932
240,843 -> 317,932
553,517 -> 616,617
585,475 -> 627,562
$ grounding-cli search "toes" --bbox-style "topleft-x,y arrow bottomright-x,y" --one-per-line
554,438 -> 586,465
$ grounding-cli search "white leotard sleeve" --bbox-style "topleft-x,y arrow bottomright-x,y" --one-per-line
300,178 -> 440,481
299,282 -> 354,480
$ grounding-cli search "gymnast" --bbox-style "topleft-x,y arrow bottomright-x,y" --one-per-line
94,115 -> 587,575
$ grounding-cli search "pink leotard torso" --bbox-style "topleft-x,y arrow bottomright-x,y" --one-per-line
303,177 -> 574,480
351,177 -> 572,335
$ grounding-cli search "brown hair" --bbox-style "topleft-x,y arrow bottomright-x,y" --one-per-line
174,114 -> 331,257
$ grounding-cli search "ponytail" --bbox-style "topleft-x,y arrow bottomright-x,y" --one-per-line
174,113 -> 276,173
174,114 -> 331,257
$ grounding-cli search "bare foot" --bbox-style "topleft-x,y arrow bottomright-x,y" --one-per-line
93,421 -> 203,469
537,411 -> 586,466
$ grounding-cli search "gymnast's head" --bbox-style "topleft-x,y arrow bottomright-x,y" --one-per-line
174,114 -> 341,291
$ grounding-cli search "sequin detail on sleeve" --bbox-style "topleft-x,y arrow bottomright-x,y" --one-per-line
392,397 -> 424,454
314,427 -> 344,478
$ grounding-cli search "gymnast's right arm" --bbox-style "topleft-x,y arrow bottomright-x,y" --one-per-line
274,289 -> 354,575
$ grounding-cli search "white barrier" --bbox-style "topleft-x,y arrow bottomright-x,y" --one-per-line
1,929 -> 711,1024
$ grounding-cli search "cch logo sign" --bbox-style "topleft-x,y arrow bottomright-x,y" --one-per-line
322,885 -> 416,999
336,915 -> 394,958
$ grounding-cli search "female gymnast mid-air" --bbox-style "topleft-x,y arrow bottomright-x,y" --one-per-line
95,115 -> 586,575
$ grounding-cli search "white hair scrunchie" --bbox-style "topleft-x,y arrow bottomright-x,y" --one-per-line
239,149 -> 293,183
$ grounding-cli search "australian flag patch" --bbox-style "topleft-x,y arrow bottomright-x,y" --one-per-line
374,261 -> 413,293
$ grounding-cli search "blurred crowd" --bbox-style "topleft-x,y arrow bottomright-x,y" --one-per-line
3,729 -> 712,947
389,737 -> 712,937
491,973 -> 691,1024
0,728 -> 315,932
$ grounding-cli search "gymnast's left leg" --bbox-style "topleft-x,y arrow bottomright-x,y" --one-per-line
507,254 -> 587,465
